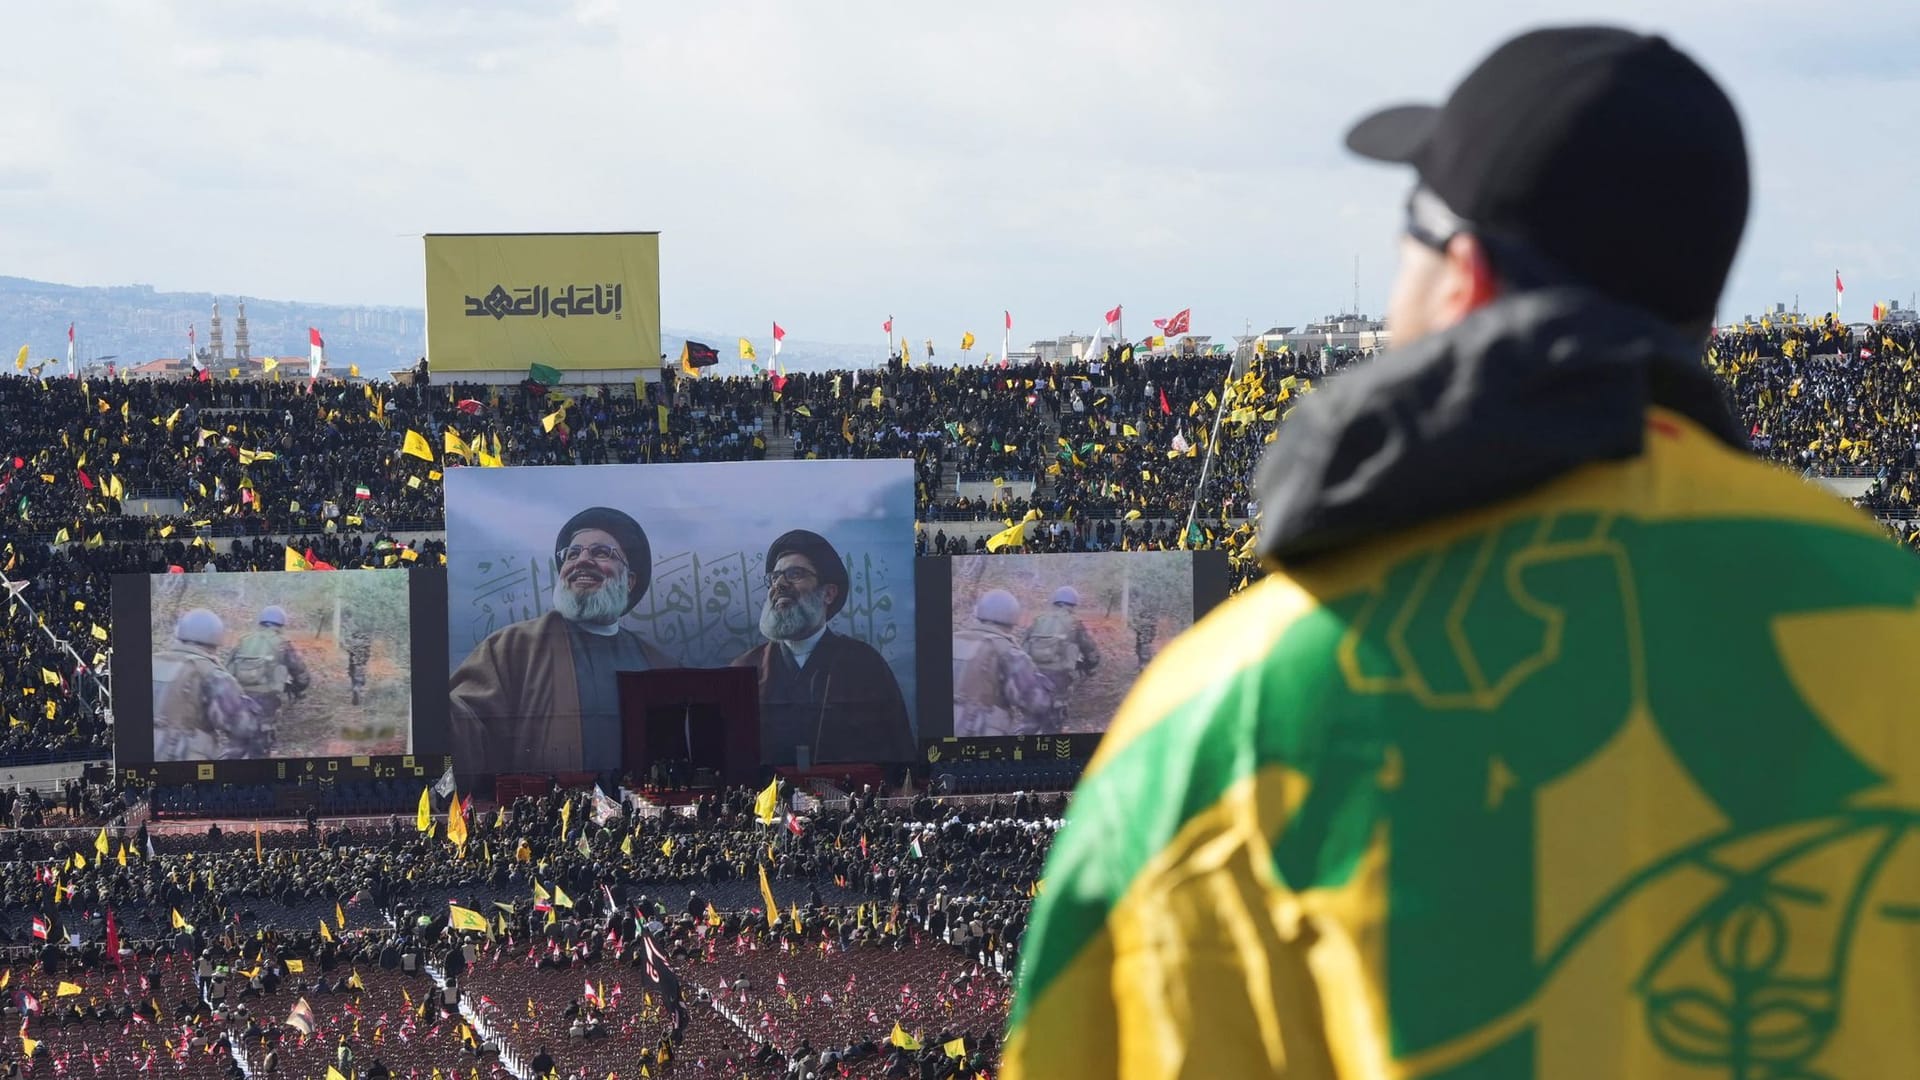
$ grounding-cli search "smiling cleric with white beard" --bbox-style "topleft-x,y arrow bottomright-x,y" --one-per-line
450,506 -> 681,776
732,529 -> 914,766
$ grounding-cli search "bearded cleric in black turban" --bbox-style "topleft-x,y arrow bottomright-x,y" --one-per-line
451,505 -> 681,775
731,529 -> 914,765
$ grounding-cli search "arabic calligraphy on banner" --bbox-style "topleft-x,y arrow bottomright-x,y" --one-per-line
425,232 -> 661,372
463,283 -> 624,321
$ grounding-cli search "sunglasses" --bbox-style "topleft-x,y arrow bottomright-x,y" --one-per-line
1405,185 -> 1470,252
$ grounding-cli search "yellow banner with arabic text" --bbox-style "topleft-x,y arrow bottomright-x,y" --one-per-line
425,232 -> 661,373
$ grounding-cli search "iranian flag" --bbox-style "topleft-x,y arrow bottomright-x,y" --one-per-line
354,485 -> 371,500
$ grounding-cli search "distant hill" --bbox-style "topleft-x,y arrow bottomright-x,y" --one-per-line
0,275 -> 893,376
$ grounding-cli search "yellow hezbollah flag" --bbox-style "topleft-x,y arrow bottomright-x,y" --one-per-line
738,337 -> 756,361
448,905 -> 490,934
94,827 -> 109,856
540,405 -> 569,432
985,519 -> 1028,553
285,547 -> 312,572
890,1024 -> 921,1051
446,795 -> 468,849
401,429 -> 434,460
13,345 -> 24,371
423,232 -> 661,373
57,982 -> 82,997
416,786 -> 432,832
759,862 -> 780,928
754,777 -> 780,824
444,428 -> 471,458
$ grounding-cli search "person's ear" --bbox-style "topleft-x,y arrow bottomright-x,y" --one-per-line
822,583 -> 842,612
1438,233 -> 1501,322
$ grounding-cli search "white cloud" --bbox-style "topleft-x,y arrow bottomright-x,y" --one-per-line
0,0 -> 1912,342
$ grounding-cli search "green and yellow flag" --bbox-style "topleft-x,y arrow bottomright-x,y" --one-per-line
448,905 -> 489,935
1005,409 -> 1920,1079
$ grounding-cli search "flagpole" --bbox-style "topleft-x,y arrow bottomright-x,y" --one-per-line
1184,343 -> 1252,548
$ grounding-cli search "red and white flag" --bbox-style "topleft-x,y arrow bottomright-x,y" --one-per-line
1104,305 -> 1122,327
771,322 -> 786,356
67,323 -> 75,369
308,328 -> 325,365
31,915 -> 49,940
1835,270 -> 1844,296
1004,310 -> 1013,330
1161,308 -> 1192,336
883,316 -> 893,334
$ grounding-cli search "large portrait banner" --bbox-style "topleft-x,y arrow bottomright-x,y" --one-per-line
445,460 -> 917,774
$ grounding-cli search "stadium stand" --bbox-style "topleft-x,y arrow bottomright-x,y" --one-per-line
0,321 -> 1914,766
0,784 -> 1050,1078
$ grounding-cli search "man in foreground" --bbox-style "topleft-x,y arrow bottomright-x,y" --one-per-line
1008,27 -> 1920,1078
451,507 -> 680,775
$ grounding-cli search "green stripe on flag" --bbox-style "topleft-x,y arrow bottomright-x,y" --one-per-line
528,362 -> 561,386
1009,598 -> 1352,1031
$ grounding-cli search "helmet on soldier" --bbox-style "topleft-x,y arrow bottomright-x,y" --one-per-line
175,608 -> 225,647
1050,587 -> 1080,607
259,606 -> 287,627
973,590 -> 1021,627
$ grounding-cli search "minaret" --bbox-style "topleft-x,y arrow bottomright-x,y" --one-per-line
234,300 -> 251,364
209,301 -> 226,363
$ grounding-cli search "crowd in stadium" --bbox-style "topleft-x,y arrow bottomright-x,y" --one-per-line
0,318 -> 1915,766
0,780 -> 1052,1079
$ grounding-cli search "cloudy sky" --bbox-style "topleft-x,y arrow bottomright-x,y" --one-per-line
0,0 -> 1913,347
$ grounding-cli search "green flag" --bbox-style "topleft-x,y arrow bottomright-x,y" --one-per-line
528,362 -> 561,386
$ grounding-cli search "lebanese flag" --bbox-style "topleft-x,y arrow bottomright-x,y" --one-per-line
1835,270 -> 1844,296
308,328 -> 325,370
105,909 -> 121,963
786,813 -> 804,836
31,915 -> 49,940
1162,308 -> 1192,336
1105,305 -> 1122,327
772,323 -> 786,356
1005,310 -> 1013,330
883,316 -> 893,334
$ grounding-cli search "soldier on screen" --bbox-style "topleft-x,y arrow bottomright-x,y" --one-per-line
227,606 -> 310,753
1132,608 -> 1157,672
152,609 -> 262,761
952,590 -> 1055,737
344,616 -> 373,707
1023,587 -> 1100,731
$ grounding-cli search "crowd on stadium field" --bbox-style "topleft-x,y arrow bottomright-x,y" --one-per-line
2,321 -> 1918,763
0,783 -> 1051,1078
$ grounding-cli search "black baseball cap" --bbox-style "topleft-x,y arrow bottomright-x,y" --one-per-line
1346,26 -> 1748,329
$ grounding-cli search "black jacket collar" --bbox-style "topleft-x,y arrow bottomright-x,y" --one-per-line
1256,289 -> 1744,564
